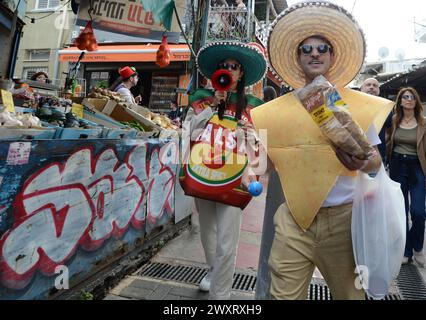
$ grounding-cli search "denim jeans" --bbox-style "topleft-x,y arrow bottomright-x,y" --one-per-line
389,152 -> 426,257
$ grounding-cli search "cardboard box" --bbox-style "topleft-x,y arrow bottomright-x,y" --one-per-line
84,98 -> 115,113
82,98 -> 161,134
124,107 -> 162,133
100,103 -> 161,134
82,107 -> 127,129
82,99 -> 127,129
71,97 -> 84,104
127,104 -> 151,117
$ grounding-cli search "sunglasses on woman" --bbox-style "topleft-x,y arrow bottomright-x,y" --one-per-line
402,94 -> 415,101
217,62 -> 241,71
299,44 -> 332,55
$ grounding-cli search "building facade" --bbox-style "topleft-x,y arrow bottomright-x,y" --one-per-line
14,0 -> 74,82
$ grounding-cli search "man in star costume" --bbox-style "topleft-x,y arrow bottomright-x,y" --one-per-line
250,1 -> 394,300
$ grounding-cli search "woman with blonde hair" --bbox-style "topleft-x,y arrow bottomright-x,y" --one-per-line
387,87 -> 426,267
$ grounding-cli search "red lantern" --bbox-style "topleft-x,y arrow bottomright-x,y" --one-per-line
156,35 -> 171,68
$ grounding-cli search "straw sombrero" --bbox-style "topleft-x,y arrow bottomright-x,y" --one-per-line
197,41 -> 267,87
267,1 -> 366,89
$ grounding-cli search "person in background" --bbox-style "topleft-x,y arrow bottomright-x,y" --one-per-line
168,100 -> 182,124
30,71 -> 49,84
168,100 -> 180,119
210,0 -> 228,37
114,66 -> 141,105
360,77 -> 380,96
360,78 -> 392,164
262,85 -> 277,102
387,87 -> 426,267
233,0 -> 247,32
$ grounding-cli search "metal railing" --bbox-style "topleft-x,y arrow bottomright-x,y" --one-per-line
252,14 -> 269,47
179,2 -> 271,45
206,5 -> 253,42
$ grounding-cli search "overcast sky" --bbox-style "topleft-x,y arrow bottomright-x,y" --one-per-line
285,0 -> 426,62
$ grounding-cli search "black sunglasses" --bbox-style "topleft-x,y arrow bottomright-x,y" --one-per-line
217,62 -> 241,71
299,44 -> 332,55
401,94 -> 415,101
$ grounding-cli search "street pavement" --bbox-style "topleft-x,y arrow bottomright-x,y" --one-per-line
105,175 -> 426,300
106,176 -> 269,300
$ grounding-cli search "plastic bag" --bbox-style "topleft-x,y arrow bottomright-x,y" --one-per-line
352,164 -> 406,299
295,75 -> 374,160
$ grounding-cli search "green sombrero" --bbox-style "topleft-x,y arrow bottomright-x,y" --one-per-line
197,41 -> 267,87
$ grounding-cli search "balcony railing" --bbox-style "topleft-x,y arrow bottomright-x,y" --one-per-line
252,14 -> 269,47
206,5 -> 253,43
179,3 -> 271,46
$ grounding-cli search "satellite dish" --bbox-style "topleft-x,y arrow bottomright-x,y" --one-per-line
395,48 -> 406,60
378,47 -> 389,59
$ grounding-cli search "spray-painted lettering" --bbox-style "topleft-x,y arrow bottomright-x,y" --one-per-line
0,141 -> 177,290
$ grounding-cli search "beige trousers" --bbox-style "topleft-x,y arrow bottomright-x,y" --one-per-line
195,198 -> 242,300
268,202 -> 365,300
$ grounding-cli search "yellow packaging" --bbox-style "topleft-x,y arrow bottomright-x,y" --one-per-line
296,76 -> 374,160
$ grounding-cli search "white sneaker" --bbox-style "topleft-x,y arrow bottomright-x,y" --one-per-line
199,273 -> 211,292
402,256 -> 410,264
413,251 -> 425,267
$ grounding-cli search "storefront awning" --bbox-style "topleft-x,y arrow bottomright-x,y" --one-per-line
380,65 -> 426,96
58,44 -> 191,63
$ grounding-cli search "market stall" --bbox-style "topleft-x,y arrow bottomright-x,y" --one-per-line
0,74 -> 191,300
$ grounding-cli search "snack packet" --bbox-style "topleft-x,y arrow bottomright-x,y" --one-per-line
295,75 -> 374,160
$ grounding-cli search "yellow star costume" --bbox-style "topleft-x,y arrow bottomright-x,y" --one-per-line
251,89 -> 394,230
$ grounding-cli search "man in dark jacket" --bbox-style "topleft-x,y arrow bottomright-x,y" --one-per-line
360,78 -> 393,164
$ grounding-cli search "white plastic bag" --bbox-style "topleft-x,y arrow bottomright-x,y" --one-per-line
352,164 -> 406,299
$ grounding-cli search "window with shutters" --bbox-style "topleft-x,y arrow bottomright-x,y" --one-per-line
35,0 -> 60,10
28,50 -> 50,61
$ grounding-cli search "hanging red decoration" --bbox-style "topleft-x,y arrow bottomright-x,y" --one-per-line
73,20 -> 98,52
156,35 -> 171,68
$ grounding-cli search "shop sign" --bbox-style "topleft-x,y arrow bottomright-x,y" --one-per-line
76,0 -> 186,42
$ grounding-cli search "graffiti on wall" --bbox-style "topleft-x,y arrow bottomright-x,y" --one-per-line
0,139 -> 178,290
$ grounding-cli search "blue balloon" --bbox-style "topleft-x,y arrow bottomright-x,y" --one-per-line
248,181 -> 263,197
